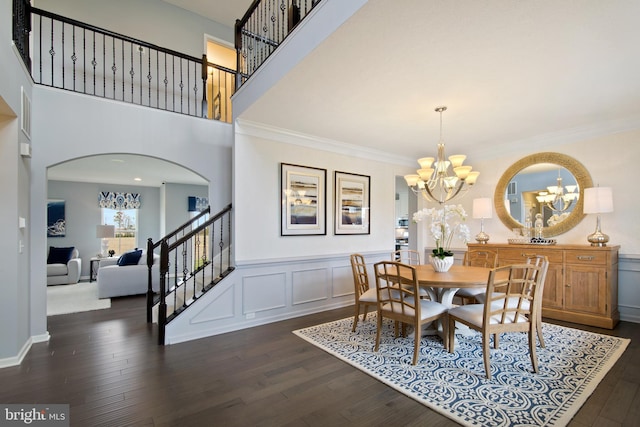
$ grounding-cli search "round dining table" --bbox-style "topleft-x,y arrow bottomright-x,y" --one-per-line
413,264 -> 492,307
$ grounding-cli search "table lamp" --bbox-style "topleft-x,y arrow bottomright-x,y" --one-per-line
96,224 -> 115,257
472,197 -> 493,244
583,187 -> 613,246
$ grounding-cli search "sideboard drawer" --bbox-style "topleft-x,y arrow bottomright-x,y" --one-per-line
498,247 -> 563,264
564,250 -> 607,265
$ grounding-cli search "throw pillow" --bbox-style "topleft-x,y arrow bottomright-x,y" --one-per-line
117,249 -> 143,266
47,246 -> 75,264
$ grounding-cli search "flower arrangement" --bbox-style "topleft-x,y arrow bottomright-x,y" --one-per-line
412,204 -> 471,259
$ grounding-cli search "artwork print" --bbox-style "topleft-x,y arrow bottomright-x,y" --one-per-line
335,171 -> 370,235
47,199 -> 66,237
281,163 -> 326,236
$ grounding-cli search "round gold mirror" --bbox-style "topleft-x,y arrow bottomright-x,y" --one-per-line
494,152 -> 593,237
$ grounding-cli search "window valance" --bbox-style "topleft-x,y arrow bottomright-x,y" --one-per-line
98,192 -> 141,209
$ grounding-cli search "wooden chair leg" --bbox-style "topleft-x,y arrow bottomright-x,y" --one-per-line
412,321 -> 420,365
483,333 -> 492,379
536,315 -> 545,348
447,317 -> 456,353
374,311 -> 383,352
529,327 -> 539,374
352,304 -> 361,332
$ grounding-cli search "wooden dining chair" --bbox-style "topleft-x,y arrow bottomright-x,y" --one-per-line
391,249 -> 421,265
350,254 -> 378,332
476,255 -> 549,348
454,248 -> 498,304
447,262 -> 546,379
391,249 -> 431,300
374,261 -> 448,365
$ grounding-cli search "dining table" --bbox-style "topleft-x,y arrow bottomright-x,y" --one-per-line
413,264 -> 492,307
409,263 -> 494,337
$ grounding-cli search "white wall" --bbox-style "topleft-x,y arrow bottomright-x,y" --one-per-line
29,87 -> 233,347
33,0 -> 234,57
234,121 -> 410,263
0,0 -> 35,363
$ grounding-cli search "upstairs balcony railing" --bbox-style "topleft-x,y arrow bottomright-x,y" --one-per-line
12,0 -> 235,123
235,0 -> 321,87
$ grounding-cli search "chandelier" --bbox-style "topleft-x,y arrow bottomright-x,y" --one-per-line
404,106 -> 479,205
535,170 -> 579,213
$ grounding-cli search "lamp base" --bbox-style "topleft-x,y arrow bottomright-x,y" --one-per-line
587,231 -> 609,247
587,215 -> 609,247
475,231 -> 490,244
101,238 -> 109,257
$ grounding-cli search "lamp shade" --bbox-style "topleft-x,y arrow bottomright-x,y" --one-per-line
472,198 -> 493,219
96,224 -> 115,238
583,187 -> 613,214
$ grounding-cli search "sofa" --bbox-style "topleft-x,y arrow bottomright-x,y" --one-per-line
47,246 -> 82,286
97,249 -> 160,299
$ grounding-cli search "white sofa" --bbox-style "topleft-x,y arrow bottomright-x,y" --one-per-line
97,251 -> 160,299
47,247 -> 82,286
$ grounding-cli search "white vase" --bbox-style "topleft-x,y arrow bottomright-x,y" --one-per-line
430,255 -> 454,272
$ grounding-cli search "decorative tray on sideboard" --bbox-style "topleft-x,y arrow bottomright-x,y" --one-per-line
507,238 -> 557,245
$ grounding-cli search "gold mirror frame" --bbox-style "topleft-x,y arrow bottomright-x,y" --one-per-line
494,152 -> 593,237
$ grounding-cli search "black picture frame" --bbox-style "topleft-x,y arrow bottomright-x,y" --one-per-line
334,171 -> 370,235
280,163 -> 327,236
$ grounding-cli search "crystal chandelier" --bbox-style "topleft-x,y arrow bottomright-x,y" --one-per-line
404,106 -> 479,205
535,170 -> 579,213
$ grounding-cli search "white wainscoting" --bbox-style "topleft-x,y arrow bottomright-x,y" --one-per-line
619,254 -> 640,324
164,251 -> 389,345
164,251 -> 640,345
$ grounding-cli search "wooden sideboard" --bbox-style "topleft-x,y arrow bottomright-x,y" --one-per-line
467,243 -> 620,329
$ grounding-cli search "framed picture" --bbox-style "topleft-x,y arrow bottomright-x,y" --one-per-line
281,163 -> 326,236
47,199 -> 66,237
334,171 -> 370,235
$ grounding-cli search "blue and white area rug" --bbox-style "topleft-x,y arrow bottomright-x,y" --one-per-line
293,314 -> 629,426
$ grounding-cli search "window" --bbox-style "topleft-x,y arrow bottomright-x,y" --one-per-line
102,208 -> 138,254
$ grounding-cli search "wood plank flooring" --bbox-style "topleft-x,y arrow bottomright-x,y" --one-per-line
0,295 -> 638,426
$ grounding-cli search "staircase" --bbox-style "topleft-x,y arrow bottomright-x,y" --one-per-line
147,204 -> 234,345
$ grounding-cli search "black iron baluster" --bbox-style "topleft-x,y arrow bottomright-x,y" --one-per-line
121,39 -> 125,101
38,15 -> 42,84
147,48 -> 152,107
71,26 -> 76,91
111,37 -> 116,99
91,31 -> 96,95
129,43 -> 134,102
61,22 -> 65,88
102,33 -> 105,97
82,28 -> 86,93
49,17 -> 54,86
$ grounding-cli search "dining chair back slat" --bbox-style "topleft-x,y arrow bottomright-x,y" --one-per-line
392,249 -> 421,265
350,254 -> 378,332
456,248 -> 499,304
374,261 -> 448,365
447,260 -> 547,379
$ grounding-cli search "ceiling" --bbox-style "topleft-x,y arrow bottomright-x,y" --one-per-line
238,0 -> 640,163
50,0 -> 640,185
48,154 -> 208,187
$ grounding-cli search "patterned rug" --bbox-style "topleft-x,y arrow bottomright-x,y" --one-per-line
293,314 -> 629,426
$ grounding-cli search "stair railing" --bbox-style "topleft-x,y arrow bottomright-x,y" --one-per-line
235,0 -> 322,88
12,1 -> 235,122
148,204 -> 233,345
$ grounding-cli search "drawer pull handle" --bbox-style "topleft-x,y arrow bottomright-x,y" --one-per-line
521,253 -> 537,257
576,256 -> 594,261
566,284 -> 571,287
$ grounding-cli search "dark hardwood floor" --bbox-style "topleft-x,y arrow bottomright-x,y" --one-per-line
1,296 -> 638,426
